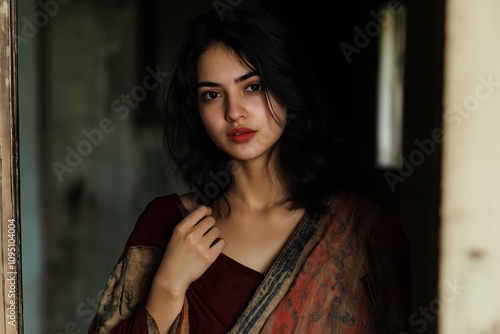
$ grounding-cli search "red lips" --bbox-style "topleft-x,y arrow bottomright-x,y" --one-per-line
227,127 -> 256,143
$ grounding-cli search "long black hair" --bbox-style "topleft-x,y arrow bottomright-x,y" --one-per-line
163,2 -> 359,217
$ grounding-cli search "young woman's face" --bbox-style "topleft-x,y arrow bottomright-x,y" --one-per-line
196,45 -> 285,163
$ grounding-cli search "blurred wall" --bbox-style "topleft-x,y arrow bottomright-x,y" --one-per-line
18,0 -> 42,333
39,0 -> 184,331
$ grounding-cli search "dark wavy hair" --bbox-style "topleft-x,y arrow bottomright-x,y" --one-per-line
163,2 -> 358,217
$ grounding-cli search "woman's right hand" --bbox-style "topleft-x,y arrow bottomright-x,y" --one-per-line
154,205 -> 226,294
145,205 -> 225,333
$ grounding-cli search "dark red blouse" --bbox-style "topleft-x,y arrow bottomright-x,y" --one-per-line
89,194 -> 265,333
188,252 -> 265,333
141,194 -> 265,333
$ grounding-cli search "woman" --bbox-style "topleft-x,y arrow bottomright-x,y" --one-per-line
89,2 -> 412,333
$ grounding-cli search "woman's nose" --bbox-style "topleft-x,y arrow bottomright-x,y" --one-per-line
225,94 -> 247,122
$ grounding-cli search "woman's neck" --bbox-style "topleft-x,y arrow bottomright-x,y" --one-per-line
228,158 -> 285,213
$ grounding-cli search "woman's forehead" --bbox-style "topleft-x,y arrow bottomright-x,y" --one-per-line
197,45 -> 255,81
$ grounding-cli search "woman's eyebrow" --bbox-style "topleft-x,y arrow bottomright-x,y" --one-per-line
197,81 -> 219,88
197,71 -> 259,88
234,71 -> 258,83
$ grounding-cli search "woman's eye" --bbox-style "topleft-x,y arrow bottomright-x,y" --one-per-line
202,91 -> 221,100
245,83 -> 263,92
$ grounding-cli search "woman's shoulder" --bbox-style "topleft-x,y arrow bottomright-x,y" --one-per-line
327,191 -> 388,216
326,191 -> 405,239
178,192 -> 196,211
124,193 -> 189,249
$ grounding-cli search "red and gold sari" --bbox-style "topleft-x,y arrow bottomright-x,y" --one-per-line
89,192 -> 412,334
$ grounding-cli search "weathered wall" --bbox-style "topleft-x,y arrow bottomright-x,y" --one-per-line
41,0 -> 182,331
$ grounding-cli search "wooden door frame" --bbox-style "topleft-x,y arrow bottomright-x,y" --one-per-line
0,0 -> 23,333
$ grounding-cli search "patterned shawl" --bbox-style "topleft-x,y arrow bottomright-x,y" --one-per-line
91,192 -> 412,334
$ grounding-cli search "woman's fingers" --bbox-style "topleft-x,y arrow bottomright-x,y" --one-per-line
153,204 -> 226,295
192,215 -> 216,237
202,225 -> 221,247
209,237 -> 226,255
174,205 -> 224,251
181,205 -> 210,227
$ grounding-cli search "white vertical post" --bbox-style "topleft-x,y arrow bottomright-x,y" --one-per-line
440,0 -> 500,333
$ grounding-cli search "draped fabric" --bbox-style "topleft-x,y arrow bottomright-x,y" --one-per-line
89,192 -> 412,334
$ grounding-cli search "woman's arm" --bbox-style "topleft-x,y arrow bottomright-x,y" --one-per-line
88,198 -> 224,334
88,303 -> 157,334
146,205 -> 226,333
